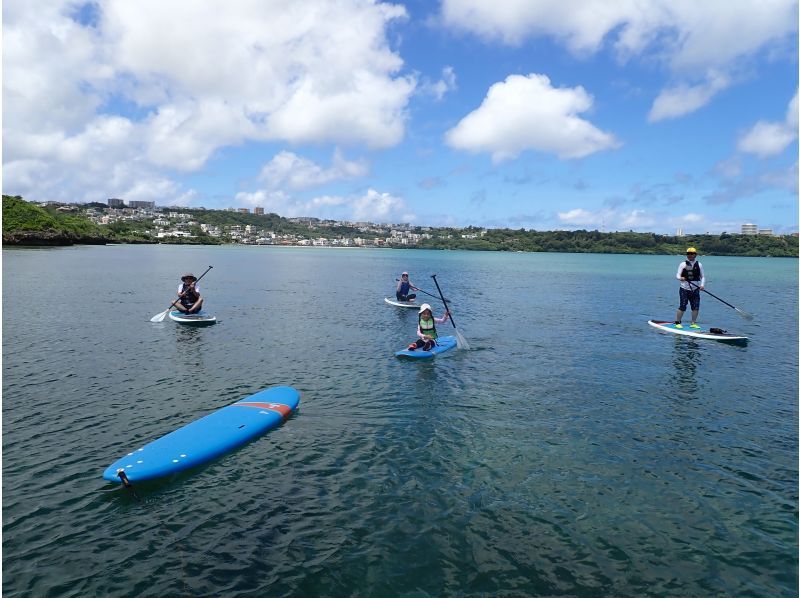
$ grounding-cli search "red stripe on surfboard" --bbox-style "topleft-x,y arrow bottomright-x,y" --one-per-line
233,402 -> 293,418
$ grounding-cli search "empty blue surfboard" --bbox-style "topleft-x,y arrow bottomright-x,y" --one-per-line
103,386 -> 300,483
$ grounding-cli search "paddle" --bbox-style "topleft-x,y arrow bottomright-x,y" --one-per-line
687,280 -> 753,321
431,274 -> 469,350
395,279 -> 450,303
150,266 -> 213,322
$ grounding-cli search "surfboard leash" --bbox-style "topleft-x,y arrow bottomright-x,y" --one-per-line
116,469 -> 140,501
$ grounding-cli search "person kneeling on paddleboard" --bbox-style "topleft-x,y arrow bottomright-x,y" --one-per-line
396,272 -> 419,302
407,303 -> 449,351
675,247 -> 705,329
175,273 -> 204,314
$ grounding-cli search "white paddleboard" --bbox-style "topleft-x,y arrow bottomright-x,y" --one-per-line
384,297 -> 419,308
169,311 -> 217,325
648,320 -> 747,342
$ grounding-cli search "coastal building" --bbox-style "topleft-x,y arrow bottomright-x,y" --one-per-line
128,200 -> 155,209
741,223 -> 758,235
238,208 -> 250,214
107,198 -> 124,208
758,228 -> 773,236
254,207 -> 264,215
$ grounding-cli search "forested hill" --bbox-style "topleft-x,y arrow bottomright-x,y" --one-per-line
2,194 -> 114,245
418,227 -> 798,257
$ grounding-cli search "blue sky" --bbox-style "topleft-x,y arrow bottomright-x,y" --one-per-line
3,0 -> 798,234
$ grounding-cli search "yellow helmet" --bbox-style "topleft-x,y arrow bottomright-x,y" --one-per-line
686,247 -> 697,254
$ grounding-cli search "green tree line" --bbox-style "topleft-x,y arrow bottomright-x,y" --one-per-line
3,194 -> 797,256
418,227 -> 798,257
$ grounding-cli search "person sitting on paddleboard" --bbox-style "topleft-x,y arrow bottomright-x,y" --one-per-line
174,273 -> 204,314
675,247 -> 705,329
396,272 -> 419,302
407,303 -> 449,351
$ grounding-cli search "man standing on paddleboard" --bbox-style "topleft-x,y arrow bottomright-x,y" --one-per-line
675,247 -> 705,329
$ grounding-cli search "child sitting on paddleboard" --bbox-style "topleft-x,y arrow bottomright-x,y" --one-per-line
407,303 -> 449,351
174,273 -> 204,313
396,271 -> 419,302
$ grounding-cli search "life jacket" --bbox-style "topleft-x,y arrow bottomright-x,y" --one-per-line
682,260 -> 701,282
419,316 -> 437,339
399,280 -> 411,294
179,283 -> 199,307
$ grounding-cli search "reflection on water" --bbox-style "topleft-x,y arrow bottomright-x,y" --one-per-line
671,336 -> 702,399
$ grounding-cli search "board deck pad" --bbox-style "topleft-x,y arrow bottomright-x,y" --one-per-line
384,297 -> 419,308
647,320 -> 747,342
395,335 -> 458,358
103,386 -> 300,483
169,310 -> 217,325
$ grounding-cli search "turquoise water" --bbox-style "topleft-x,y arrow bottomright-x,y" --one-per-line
3,245 -> 797,596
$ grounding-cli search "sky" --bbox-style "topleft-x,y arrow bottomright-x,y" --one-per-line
3,0 -> 798,234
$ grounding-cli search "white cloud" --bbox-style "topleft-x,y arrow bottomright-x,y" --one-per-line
440,0 -> 636,51
351,188 -> 412,222
440,0 -> 797,119
557,208 -> 599,225
236,189 -> 296,214
558,206 -> 708,232
419,66 -> 457,101
737,91 -> 798,157
258,150 -> 368,191
3,0 -> 415,202
619,209 -> 655,228
680,213 -> 704,224
445,73 -> 619,161
236,187 -> 414,223
648,71 -> 730,122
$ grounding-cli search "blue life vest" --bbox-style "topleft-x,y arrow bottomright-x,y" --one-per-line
399,280 -> 411,294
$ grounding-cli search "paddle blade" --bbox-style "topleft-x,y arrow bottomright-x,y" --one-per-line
455,328 -> 470,350
150,309 -> 169,322
736,308 -> 754,321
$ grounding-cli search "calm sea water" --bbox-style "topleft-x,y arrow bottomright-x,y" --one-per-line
3,245 -> 797,596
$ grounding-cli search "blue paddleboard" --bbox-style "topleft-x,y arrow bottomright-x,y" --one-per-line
169,310 -> 217,325
395,335 -> 458,358
103,386 -> 300,483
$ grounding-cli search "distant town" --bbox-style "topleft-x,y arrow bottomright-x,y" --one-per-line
47,197 -> 786,246
51,197 -> 461,247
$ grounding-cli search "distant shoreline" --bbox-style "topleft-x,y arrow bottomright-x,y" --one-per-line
4,238 -> 797,258
4,195 -> 797,257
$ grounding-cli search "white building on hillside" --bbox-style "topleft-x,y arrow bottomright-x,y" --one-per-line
741,223 -> 758,235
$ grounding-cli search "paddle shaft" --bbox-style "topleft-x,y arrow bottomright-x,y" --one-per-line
430,274 -> 457,329
686,280 -> 743,312
395,279 -> 448,302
